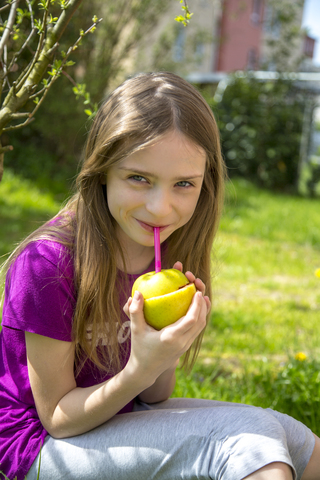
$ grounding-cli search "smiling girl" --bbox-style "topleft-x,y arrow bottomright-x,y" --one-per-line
0,72 -> 319,480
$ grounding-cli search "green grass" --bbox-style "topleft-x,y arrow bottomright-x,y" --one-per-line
0,169 -> 63,260
1,172 -> 320,435
173,178 -> 320,435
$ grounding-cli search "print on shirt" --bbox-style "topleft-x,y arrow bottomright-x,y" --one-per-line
86,321 -> 131,346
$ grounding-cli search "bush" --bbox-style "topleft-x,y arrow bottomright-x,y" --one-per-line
208,74 -> 306,192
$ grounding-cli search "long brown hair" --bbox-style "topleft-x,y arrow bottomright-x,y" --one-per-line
1,72 -> 226,373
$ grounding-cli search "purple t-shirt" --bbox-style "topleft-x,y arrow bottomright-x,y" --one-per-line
0,239 -> 154,480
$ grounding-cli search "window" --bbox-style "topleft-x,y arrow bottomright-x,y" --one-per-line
173,27 -> 186,62
247,47 -> 258,69
251,0 -> 263,25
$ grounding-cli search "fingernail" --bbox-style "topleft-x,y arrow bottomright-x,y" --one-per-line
133,291 -> 140,300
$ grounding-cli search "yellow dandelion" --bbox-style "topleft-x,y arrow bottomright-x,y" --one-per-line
315,268 -> 320,278
295,352 -> 307,361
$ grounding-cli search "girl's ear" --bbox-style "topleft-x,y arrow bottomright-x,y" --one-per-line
100,174 -> 107,185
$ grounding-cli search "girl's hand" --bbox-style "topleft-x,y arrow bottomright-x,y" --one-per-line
126,285 -> 207,386
173,261 -> 211,315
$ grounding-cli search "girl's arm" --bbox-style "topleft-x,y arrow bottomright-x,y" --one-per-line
26,287 -> 207,439
137,364 -> 178,404
25,332 -> 152,439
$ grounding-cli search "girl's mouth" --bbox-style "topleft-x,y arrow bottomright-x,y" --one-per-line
136,220 -> 169,233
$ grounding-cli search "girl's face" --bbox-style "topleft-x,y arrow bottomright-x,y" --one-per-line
106,130 -> 206,256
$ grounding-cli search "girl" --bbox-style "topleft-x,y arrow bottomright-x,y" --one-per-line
0,72 -> 319,480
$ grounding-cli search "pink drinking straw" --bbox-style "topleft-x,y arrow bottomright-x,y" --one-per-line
154,227 -> 161,273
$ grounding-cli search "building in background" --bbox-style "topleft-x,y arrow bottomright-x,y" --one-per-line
134,0 -> 316,76
216,0 -> 265,72
215,0 -> 315,72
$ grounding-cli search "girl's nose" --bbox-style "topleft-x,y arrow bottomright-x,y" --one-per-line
145,188 -> 172,218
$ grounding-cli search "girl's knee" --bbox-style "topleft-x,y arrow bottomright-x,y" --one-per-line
243,462 -> 293,480
301,434 -> 320,480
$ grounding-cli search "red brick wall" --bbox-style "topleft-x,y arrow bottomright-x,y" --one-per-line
216,0 -> 264,72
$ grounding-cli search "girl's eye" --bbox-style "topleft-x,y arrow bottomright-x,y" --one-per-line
176,180 -> 193,188
129,175 -> 148,183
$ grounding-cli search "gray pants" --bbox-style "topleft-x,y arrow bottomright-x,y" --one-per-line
26,398 -> 315,480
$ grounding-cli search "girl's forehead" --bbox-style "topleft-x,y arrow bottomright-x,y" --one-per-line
117,151 -> 206,181
120,131 -> 206,169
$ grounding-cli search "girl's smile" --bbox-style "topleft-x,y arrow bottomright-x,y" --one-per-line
106,130 -> 206,267
135,220 -> 170,234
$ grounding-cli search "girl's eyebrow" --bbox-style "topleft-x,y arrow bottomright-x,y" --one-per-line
118,166 -> 204,181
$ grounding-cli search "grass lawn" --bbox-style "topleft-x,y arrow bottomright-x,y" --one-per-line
173,178 -> 320,434
1,170 -> 320,434
0,170 -> 62,259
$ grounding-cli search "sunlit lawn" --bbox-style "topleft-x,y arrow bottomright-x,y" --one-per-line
174,179 -> 320,434
206,178 -> 320,362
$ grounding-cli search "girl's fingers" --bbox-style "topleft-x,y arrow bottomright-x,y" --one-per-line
194,277 -> 206,296
184,272 -> 206,296
178,293 -> 207,348
128,291 -> 146,331
172,267 -> 206,298
123,297 -> 132,318
169,291 -> 205,336
185,270 -> 195,283
172,261 -> 183,271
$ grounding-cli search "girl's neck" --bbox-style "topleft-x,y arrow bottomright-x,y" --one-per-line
117,242 -> 155,275
115,224 -> 156,274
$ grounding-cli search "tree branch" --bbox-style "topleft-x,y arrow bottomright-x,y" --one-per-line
0,0 -> 20,59
0,144 -> 14,154
0,143 -> 13,184
5,26 -> 38,85
14,0 -> 52,92
3,116 -> 35,132
0,4 -> 11,13
0,0 -> 83,133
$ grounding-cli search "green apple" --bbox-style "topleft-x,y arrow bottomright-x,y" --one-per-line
131,268 -> 196,330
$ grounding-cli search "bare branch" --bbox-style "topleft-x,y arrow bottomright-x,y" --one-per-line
11,112 -> 31,119
52,0 -> 84,40
3,0 -> 36,85
3,116 -> 35,132
0,143 -> 13,183
5,27 -> 38,83
0,0 -> 20,59
30,86 -> 46,99
0,4 -> 11,14
26,0 -> 35,28
0,144 -> 13,154
61,69 -> 77,86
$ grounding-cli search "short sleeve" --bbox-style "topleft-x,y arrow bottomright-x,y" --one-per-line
2,240 -> 76,342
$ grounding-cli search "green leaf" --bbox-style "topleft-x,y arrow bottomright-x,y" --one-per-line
34,18 -> 44,33
38,0 -> 47,10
